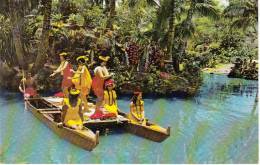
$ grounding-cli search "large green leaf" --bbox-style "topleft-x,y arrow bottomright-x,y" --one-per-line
195,3 -> 219,20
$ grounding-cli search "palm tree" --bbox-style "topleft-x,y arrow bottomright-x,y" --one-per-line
33,0 -> 52,72
173,0 -> 219,72
93,0 -> 104,7
128,0 -> 161,7
106,0 -> 116,29
224,0 -> 257,32
9,0 -> 26,69
152,0 -> 184,63
166,0 -> 177,63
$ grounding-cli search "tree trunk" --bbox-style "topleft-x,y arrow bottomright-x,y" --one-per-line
176,1 -> 195,72
106,0 -> 116,29
9,0 -> 26,69
166,0 -> 177,71
33,0 -> 52,73
94,0 -> 103,7
104,0 -> 110,13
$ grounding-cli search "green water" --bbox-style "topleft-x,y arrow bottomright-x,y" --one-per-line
0,74 -> 258,163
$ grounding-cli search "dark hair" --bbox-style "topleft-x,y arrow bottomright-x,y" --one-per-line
59,54 -> 70,61
97,58 -> 106,66
78,58 -> 86,64
69,94 -> 79,106
131,94 -> 142,106
68,87 -> 79,106
132,95 -> 138,105
105,89 -> 115,106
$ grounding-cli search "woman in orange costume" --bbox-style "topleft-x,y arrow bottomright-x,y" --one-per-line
50,52 -> 73,97
71,56 -> 92,110
92,56 -> 114,109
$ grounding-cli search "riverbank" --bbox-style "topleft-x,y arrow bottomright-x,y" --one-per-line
0,61 -> 203,97
202,63 -> 233,75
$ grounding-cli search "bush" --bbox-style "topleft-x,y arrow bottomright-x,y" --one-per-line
220,33 -> 244,49
218,46 -> 256,63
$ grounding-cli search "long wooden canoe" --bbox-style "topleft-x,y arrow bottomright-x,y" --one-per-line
25,97 -> 99,151
43,96 -> 170,142
118,111 -> 170,142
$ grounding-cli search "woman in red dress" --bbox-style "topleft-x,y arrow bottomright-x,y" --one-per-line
50,52 -> 73,97
91,56 -> 114,110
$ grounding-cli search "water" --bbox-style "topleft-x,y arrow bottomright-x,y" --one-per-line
0,74 -> 258,163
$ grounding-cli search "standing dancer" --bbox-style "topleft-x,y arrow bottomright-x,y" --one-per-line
50,52 -> 73,97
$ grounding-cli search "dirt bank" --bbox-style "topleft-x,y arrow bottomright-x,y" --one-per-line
202,64 -> 234,75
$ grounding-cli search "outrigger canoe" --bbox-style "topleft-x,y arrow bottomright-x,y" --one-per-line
118,111 -> 170,142
25,97 -> 99,151
43,97 -> 170,142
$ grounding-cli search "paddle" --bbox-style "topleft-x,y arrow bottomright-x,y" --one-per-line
22,69 -> 27,110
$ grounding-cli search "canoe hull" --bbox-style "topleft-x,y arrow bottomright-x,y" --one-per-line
124,123 -> 170,142
41,97 -> 170,142
26,98 -> 98,151
118,111 -> 170,142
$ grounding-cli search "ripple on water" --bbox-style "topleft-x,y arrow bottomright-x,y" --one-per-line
0,74 -> 258,163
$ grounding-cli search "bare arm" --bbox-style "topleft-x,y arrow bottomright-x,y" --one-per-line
141,105 -> 145,120
130,104 -> 142,121
19,79 -> 26,93
79,104 -> 84,121
96,68 -> 112,80
57,61 -> 68,73
50,61 -> 68,77
19,84 -> 24,93
76,66 -> 85,74
61,105 -> 68,122
114,91 -> 118,107
88,61 -> 96,68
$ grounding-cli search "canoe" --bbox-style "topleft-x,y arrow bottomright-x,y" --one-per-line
25,97 -> 99,151
43,97 -> 129,133
118,111 -> 170,142
42,96 -> 170,142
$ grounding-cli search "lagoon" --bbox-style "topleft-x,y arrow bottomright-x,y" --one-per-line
0,73 -> 258,163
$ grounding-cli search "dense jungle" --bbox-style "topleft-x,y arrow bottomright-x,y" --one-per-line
0,0 -> 257,96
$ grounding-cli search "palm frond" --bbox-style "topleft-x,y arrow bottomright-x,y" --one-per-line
146,0 -> 161,7
231,16 -> 256,32
51,13 -> 63,22
128,0 -> 138,8
195,3 -> 219,20
224,4 -> 247,18
224,0 -> 257,31
224,0 -> 256,18
128,0 -> 160,8
174,20 -> 195,39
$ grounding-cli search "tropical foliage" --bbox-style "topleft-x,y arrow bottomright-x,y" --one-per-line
0,0 -> 257,94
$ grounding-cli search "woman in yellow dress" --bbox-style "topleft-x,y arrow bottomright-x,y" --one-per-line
61,88 -> 83,130
103,79 -> 118,116
128,91 -> 146,125
71,56 -> 92,111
